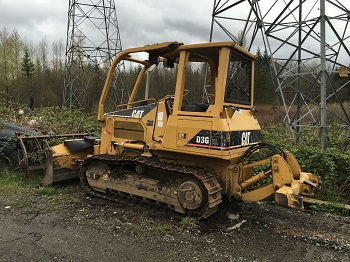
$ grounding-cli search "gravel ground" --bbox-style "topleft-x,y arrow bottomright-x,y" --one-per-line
0,182 -> 349,262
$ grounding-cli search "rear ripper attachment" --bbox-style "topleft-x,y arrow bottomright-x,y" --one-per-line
229,143 -> 320,211
80,155 -> 222,219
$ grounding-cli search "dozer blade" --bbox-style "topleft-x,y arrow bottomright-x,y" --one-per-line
41,139 -> 95,186
16,133 -> 94,183
40,149 -> 81,186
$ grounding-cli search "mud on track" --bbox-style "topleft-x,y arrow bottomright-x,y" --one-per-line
0,182 -> 349,262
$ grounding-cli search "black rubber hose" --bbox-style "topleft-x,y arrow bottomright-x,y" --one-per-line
242,142 -> 286,163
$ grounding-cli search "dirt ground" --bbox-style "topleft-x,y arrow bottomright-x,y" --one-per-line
0,181 -> 349,262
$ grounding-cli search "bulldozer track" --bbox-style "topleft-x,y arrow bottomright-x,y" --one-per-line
80,155 -> 222,219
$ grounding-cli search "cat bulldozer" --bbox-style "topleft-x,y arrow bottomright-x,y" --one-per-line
63,41 -> 319,218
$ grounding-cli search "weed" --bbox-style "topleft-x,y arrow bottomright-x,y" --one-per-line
179,217 -> 198,230
148,223 -> 173,234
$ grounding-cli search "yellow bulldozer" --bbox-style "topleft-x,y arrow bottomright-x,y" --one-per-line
44,41 -> 319,218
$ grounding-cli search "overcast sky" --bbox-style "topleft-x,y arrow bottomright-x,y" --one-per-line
0,0 -> 348,65
0,0 -> 216,49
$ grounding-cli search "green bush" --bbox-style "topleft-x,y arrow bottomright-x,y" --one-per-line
30,106 -> 100,135
261,124 -> 350,202
0,102 -> 100,136
290,146 -> 350,193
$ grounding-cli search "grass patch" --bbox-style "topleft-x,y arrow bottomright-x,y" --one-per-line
148,223 -> 173,234
7,200 -> 33,208
0,169 -> 78,197
34,186 -> 58,196
0,168 -> 39,196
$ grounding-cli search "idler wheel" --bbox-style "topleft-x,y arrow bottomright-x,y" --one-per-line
86,161 -> 110,180
178,180 -> 206,210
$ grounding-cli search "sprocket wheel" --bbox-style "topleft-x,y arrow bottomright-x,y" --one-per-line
178,180 -> 207,211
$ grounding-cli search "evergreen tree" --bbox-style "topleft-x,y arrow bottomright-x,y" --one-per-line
254,47 -> 275,104
21,48 -> 35,79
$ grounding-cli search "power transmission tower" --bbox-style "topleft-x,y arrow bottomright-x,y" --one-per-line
64,0 -> 126,110
210,0 -> 350,149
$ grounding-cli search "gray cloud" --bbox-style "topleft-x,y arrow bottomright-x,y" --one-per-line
0,0 -> 217,49
0,0 -> 67,45
117,0 -> 213,48
1,0 -> 347,65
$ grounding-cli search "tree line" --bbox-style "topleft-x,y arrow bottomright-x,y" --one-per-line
0,27 -> 66,109
3,26 -> 347,115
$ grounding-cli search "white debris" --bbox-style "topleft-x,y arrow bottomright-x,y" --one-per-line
227,220 -> 247,231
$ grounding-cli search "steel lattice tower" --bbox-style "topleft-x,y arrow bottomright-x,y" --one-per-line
210,0 -> 350,148
64,0 -> 125,110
